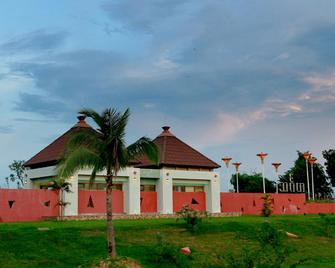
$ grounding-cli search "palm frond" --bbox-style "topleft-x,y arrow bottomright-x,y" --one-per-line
67,128 -> 103,152
57,147 -> 103,178
79,108 -> 104,131
127,137 -> 159,165
89,166 -> 101,187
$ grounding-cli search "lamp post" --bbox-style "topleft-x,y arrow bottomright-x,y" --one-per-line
272,162 -> 282,194
303,152 -> 311,200
308,157 -> 317,200
232,162 -> 241,193
257,152 -> 268,193
222,157 -> 232,192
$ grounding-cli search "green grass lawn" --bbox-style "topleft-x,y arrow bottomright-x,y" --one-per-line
0,215 -> 334,267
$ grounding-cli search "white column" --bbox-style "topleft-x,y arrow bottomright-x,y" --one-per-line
64,174 -> 78,216
206,173 -> 221,213
124,168 -> 141,215
157,168 -> 173,214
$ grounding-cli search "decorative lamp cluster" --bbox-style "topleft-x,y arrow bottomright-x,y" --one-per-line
222,151 -> 317,199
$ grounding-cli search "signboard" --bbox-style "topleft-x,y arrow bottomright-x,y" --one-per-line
278,174 -> 305,193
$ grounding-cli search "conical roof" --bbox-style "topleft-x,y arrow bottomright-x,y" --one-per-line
24,116 -> 92,169
136,126 -> 220,169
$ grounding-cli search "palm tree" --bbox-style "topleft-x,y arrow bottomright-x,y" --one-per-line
57,108 -> 159,257
49,178 -> 72,220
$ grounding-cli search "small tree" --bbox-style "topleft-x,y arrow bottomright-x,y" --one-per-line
261,194 -> 273,217
4,177 -> 10,188
49,178 -> 72,219
177,204 -> 207,232
6,160 -> 27,188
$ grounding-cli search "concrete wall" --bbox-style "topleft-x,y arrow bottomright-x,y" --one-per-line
78,190 -> 124,214
140,192 -> 157,213
0,189 -> 59,222
173,192 -> 206,212
220,193 -> 335,215
1,189 -> 335,222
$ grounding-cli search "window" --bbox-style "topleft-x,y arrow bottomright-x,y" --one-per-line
173,186 -> 185,192
78,183 -> 122,191
140,185 -> 156,192
173,186 -> 204,192
194,186 -> 205,192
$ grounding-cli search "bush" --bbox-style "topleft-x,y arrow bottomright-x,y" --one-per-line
320,214 -> 335,237
149,234 -> 191,268
177,205 -> 207,232
216,222 -> 303,268
261,194 -> 273,217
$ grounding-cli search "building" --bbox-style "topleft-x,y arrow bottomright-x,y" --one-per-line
24,116 -> 221,216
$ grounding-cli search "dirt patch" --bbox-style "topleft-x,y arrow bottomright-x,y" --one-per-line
92,257 -> 142,268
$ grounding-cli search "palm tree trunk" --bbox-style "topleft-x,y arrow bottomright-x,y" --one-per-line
106,175 -> 116,257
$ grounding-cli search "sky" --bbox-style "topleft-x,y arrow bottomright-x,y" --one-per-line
0,0 -> 335,190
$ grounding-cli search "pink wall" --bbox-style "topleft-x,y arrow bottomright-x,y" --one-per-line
1,189 -> 334,223
305,202 -> 335,214
78,190 -> 124,214
141,192 -> 157,213
173,192 -> 206,212
0,189 -> 59,222
220,193 -> 335,215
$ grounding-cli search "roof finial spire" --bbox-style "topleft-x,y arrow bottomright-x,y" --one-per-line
73,115 -> 91,128
159,126 -> 174,137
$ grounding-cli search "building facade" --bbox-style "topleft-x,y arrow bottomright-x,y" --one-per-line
24,117 -> 221,216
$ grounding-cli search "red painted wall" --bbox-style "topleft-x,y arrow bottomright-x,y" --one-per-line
0,189 -> 59,222
141,192 -> 157,213
78,190 -> 124,214
305,202 -> 335,214
220,193 -> 335,215
173,192 -> 206,212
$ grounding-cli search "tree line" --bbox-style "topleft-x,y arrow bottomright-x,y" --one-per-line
230,150 -> 335,198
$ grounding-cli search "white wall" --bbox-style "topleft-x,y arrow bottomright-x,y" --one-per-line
26,165 -> 221,215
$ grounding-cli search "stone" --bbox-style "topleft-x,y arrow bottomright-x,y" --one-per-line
37,227 -> 50,231
180,247 -> 191,255
286,231 -> 299,238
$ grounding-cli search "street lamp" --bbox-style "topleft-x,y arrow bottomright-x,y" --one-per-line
272,163 -> 282,194
308,157 -> 317,200
222,157 -> 232,192
303,152 -> 311,200
257,152 -> 268,193
232,162 -> 241,193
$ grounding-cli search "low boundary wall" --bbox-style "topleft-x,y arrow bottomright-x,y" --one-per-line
78,190 -> 124,214
0,189 -> 59,222
220,193 -> 335,215
0,190 -> 334,222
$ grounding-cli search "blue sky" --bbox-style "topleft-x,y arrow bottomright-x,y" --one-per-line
1,1 -> 335,189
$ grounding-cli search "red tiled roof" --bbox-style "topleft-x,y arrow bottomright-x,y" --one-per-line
24,116 -> 92,168
25,121 -> 220,170
136,126 -> 220,169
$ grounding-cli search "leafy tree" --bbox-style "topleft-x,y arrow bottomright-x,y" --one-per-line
230,172 -> 276,193
323,149 -> 335,187
6,160 -> 27,188
4,177 -> 9,188
57,108 -> 159,257
279,151 -> 333,199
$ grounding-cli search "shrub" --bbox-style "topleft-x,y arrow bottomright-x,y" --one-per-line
150,234 -> 191,268
320,214 -> 335,237
216,222 -> 303,268
177,205 -> 207,232
261,194 -> 273,217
